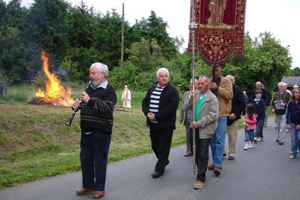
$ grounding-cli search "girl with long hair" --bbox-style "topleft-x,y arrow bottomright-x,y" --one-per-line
286,88 -> 300,159
243,104 -> 257,150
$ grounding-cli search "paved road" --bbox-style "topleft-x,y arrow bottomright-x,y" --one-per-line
1,116 -> 300,200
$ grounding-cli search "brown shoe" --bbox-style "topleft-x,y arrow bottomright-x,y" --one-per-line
193,181 -> 205,189
93,190 -> 105,199
76,187 -> 94,195
207,164 -> 214,170
214,167 -> 221,176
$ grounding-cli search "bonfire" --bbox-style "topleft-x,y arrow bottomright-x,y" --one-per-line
29,51 -> 74,107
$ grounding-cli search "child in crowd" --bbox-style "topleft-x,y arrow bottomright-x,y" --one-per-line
286,88 -> 300,159
243,104 -> 257,150
252,90 -> 265,142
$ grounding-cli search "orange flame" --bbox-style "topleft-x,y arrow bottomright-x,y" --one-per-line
35,51 -> 74,106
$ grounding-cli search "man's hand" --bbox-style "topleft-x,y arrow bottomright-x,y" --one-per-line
72,99 -> 81,110
80,91 -> 90,103
228,113 -> 236,120
210,82 -> 218,90
147,112 -> 156,121
190,121 -> 198,129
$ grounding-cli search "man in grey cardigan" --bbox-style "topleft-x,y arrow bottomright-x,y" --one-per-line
182,75 -> 218,189
179,78 -> 199,157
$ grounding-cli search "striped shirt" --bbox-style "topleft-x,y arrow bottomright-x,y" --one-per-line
149,86 -> 163,123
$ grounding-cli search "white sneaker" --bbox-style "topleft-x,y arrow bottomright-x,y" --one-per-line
248,143 -> 253,149
254,137 -> 257,143
289,155 -> 296,159
244,144 -> 248,150
256,137 -> 262,142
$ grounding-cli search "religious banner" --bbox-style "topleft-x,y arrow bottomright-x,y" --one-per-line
188,0 -> 246,65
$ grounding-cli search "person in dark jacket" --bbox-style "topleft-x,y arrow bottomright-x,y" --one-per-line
225,75 -> 245,160
74,62 -> 117,199
251,81 -> 268,103
261,84 -> 272,127
179,78 -> 199,157
286,88 -> 300,158
253,90 -> 265,142
142,68 -> 179,179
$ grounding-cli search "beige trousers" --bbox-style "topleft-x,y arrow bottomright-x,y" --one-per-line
225,120 -> 239,156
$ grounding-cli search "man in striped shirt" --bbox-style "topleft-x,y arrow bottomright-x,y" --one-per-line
142,68 -> 179,178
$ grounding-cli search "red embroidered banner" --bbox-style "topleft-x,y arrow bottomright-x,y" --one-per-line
188,0 -> 246,65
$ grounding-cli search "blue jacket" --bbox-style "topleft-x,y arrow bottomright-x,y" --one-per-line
142,82 -> 179,130
286,100 -> 300,125
252,98 -> 265,119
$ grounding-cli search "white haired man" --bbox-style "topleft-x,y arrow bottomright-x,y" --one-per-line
74,62 -> 117,199
142,68 -> 179,178
271,82 -> 291,145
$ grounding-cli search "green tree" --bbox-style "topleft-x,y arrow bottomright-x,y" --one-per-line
135,11 -> 177,60
0,0 -> 28,83
15,0 -> 67,83
223,32 -> 292,94
23,0 -> 69,61
290,67 -> 300,76
94,9 -> 123,68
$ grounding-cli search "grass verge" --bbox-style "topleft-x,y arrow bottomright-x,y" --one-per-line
0,103 -> 186,190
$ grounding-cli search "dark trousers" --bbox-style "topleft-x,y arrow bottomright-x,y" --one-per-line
195,129 -> 211,183
80,130 -> 111,191
149,124 -> 173,174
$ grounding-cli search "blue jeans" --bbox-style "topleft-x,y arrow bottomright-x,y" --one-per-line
255,118 -> 264,138
210,117 -> 226,168
290,123 -> 300,157
80,130 -> 111,191
244,129 -> 254,142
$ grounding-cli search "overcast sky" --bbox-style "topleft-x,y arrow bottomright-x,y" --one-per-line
6,0 -> 300,68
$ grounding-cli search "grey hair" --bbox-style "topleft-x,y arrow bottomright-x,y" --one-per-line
91,62 -> 109,77
156,68 -> 169,78
278,82 -> 284,87
226,74 -> 235,84
199,75 -> 211,83
190,78 -> 198,85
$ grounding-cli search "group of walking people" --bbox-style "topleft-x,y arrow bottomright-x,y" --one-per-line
245,81 -> 300,159
180,64 -> 238,189
142,64 -> 236,189
180,70 -> 300,189
70,62 -> 299,198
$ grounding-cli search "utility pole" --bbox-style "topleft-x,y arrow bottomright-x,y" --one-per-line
188,0 -> 198,176
121,3 -> 124,67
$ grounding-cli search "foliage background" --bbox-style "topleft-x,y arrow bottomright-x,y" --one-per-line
1,0 -> 299,96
